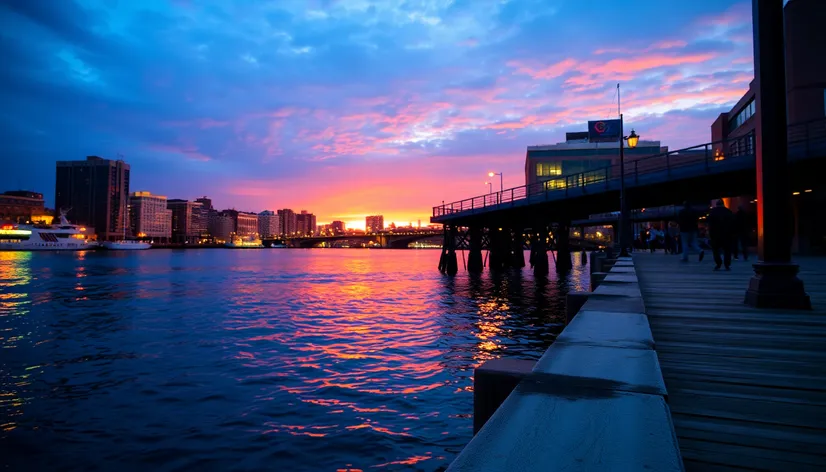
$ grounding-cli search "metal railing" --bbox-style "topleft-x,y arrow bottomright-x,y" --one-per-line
433,116 -> 826,218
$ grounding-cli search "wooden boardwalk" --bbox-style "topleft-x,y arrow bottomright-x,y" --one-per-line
634,253 -> 826,471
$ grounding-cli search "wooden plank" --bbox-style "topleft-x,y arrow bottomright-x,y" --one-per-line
633,253 -> 826,471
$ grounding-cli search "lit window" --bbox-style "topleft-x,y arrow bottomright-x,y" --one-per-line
536,162 -> 562,177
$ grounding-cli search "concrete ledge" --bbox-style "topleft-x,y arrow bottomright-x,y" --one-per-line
454,255 -> 681,472
590,271 -> 610,291
556,310 -> 655,350
448,386 -> 683,472
473,358 -> 535,434
580,294 -> 646,314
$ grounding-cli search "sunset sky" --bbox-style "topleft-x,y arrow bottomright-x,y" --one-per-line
1,0 -> 755,229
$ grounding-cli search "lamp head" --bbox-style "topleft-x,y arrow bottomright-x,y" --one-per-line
488,172 -> 495,177
627,129 -> 639,149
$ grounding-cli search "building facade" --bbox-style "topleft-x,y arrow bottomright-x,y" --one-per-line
0,191 -> 46,223
209,212 -> 235,243
525,134 -> 663,188
278,209 -> 297,236
55,156 -> 130,241
236,211 -> 259,237
167,199 -> 204,244
331,220 -> 345,235
296,210 -> 317,236
366,215 -> 384,233
258,210 -> 281,238
129,192 -> 172,242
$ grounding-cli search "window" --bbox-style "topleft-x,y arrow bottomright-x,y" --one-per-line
729,98 -> 755,133
544,178 -> 566,190
536,162 -> 562,177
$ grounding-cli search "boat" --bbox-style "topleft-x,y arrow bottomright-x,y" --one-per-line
0,211 -> 97,251
99,196 -> 151,250
225,235 -> 263,248
101,240 -> 151,250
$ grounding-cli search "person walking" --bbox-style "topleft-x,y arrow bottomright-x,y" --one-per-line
733,205 -> 751,261
708,200 -> 735,271
677,201 -> 704,262
667,222 -> 680,255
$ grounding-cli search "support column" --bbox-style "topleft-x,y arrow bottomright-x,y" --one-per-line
744,0 -> 810,309
488,227 -> 508,271
445,225 -> 458,275
530,227 -> 549,276
467,226 -> 484,273
555,222 -> 572,274
510,228 -> 525,268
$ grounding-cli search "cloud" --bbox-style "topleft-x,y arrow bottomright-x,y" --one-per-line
0,0 -> 755,222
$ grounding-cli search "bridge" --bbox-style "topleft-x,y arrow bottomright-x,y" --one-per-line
263,231 -> 442,248
430,118 -> 825,275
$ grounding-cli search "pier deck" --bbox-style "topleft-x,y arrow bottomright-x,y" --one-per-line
634,253 -> 826,471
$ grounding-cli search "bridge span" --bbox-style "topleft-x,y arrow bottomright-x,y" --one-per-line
263,231 -> 442,249
431,118 -> 825,275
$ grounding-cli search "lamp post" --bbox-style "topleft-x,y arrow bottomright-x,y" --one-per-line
485,181 -> 492,193
618,114 -> 639,257
488,172 -> 503,192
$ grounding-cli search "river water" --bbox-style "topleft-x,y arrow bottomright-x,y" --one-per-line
0,249 -> 588,471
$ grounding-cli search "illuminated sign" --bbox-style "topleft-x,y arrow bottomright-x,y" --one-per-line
588,119 -> 622,143
0,229 -> 33,236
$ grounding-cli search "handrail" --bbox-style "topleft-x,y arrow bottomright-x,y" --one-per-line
433,116 -> 826,218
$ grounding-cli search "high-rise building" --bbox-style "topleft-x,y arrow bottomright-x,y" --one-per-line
129,191 -> 172,243
167,199 -> 204,244
221,209 -> 258,237
209,212 -> 234,242
365,215 -> 384,233
278,209 -> 297,236
258,210 -> 281,238
331,220 -> 345,235
0,191 -> 46,223
195,196 -> 213,211
55,156 -> 130,241
296,210 -> 317,236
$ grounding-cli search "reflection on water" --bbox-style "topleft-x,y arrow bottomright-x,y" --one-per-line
0,249 -> 588,471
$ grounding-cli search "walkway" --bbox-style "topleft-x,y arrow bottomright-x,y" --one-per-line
634,253 -> 826,471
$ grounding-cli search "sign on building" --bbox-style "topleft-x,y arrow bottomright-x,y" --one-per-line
587,119 -> 622,142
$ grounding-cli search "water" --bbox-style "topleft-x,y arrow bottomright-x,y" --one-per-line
1,249 -> 588,471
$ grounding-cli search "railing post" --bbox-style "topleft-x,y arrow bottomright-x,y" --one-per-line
634,161 -> 638,184
705,144 -> 710,170
805,122 -> 810,158
666,153 -> 671,178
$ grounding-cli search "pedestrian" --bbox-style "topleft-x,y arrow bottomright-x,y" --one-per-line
648,227 -> 659,253
733,205 -> 751,261
677,201 -> 704,262
667,222 -> 679,255
708,199 -> 735,271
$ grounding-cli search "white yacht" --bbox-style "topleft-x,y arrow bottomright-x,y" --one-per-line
0,212 -> 97,251
100,240 -> 151,250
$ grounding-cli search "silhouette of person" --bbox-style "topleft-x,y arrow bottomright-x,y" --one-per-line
677,201 -> 704,262
708,200 -> 735,271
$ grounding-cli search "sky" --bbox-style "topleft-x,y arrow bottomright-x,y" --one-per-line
0,0 -> 756,229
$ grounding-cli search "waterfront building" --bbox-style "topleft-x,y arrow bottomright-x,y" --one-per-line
0,190 -> 46,223
258,210 -> 281,238
129,192 -> 172,243
331,220 -> 345,235
278,209 -> 297,236
525,130 -> 663,188
167,199 -> 204,244
709,0 -> 825,253
55,156 -> 130,241
195,196 -> 213,211
296,210 -> 317,236
366,215 -> 384,233
236,211 -> 258,237
208,212 -> 234,243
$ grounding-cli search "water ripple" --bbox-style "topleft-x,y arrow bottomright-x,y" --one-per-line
0,249 -> 588,471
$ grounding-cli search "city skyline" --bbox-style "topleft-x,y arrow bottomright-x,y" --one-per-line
2,0 -> 755,226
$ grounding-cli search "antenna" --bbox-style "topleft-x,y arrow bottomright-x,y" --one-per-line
617,83 -> 621,117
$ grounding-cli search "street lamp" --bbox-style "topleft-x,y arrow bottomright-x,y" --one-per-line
488,172 -> 503,192
485,181 -> 492,193
618,116 -> 639,257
